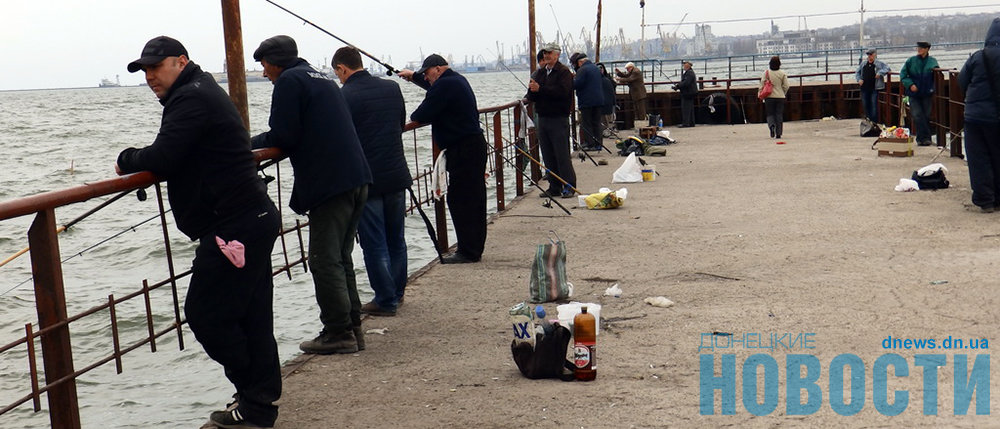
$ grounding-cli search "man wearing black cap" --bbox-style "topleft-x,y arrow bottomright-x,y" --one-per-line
673,61 -> 698,127
571,52 -> 604,151
398,54 -> 487,264
250,35 -> 373,355
116,36 -> 282,429
899,41 -> 939,145
855,49 -> 891,123
525,42 -> 577,198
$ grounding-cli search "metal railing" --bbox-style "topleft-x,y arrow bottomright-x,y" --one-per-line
609,68 -> 966,158
0,100 -> 531,428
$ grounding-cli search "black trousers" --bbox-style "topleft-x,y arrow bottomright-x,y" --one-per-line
681,96 -> 695,126
185,199 -> 281,426
579,106 -> 603,149
965,121 -> 1000,209
446,134 -> 488,259
764,98 -> 786,137
537,115 -> 577,190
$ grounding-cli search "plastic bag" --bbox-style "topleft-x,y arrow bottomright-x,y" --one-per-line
584,191 -> 624,209
612,153 -> 643,183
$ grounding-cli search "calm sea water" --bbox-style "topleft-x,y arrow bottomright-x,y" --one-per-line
0,71 -> 523,428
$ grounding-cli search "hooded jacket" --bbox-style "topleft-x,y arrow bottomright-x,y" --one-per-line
252,59 -> 372,214
340,70 -> 413,196
959,18 -> 1000,124
117,62 -> 269,240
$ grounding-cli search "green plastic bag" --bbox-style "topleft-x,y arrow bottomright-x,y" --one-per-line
529,231 -> 572,303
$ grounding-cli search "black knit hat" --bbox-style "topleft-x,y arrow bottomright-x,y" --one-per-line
253,35 -> 298,67
127,36 -> 188,73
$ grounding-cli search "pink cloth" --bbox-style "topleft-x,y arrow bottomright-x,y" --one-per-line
215,236 -> 246,268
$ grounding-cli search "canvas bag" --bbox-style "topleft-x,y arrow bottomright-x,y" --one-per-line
758,70 -> 774,100
529,231 -> 571,303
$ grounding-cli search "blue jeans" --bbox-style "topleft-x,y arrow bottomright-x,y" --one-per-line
909,96 -> 933,144
964,121 -> 1000,209
357,190 -> 408,310
861,89 -> 878,123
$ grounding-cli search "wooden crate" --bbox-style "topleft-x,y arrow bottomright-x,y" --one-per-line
875,137 -> 913,157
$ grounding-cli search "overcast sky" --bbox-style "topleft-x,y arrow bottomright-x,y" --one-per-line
2,0 -> 998,90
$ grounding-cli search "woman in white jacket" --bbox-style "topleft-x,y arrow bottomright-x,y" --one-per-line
760,56 -> 791,138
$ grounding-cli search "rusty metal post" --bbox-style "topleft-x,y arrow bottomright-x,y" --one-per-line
28,209 -> 80,429
493,112 -> 506,211
595,0 -> 602,63
513,103 -> 525,196
528,0 -> 536,75
221,0 -> 250,130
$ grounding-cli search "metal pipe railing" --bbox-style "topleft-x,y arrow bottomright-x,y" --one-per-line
0,100 -> 528,428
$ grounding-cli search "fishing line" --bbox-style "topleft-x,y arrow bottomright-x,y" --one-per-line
263,0 -> 398,75
485,47 -> 528,90
0,210 -> 169,297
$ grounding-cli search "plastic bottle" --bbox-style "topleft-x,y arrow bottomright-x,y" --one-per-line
657,118 -> 663,128
573,306 -> 597,381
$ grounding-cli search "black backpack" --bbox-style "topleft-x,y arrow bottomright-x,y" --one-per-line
618,136 -> 645,156
911,169 -> 949,190
510,324 -> 575,380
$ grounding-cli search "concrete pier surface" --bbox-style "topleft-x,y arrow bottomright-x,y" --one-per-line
270,119 -> 997,428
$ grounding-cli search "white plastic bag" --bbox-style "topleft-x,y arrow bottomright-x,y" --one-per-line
431,150 -> 448,201
917,163 -> 948,177
894,178 -> 919,192
612,153 -> 643,183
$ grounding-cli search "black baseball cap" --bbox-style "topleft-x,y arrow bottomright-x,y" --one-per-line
416,54 -> 448,74
916,41 -> 931,49
127,36 -> 188,73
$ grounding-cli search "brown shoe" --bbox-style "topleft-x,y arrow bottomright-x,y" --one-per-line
299,329 -> 358,354
361,301 -> 397,317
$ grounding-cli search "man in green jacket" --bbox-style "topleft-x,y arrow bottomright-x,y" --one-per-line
899,41 -> 940,146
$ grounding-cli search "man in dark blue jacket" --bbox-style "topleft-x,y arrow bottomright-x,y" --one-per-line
526,43 -> 576,198
959,18 -> 1000,212
571,52 -> 604,151
117,36 -> 281,429
399,54 -> 487,264
333,46 -> 412,316
251,35 -> 373,355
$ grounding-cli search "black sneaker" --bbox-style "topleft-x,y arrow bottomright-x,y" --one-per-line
299,329 -> 358,354
209,408 -> 272,429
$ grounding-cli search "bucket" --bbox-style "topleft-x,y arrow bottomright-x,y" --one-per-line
556,302 -> 602,335
647,114 -> 661,127
642,165 -> 656,182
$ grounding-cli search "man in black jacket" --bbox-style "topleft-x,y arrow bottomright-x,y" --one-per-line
333,46 -> 412,316
251,36 -> 373,355
673,61 -> 697,127
116,36 -> 281,429
526,43 -> 576,198
399,54 -> 487,264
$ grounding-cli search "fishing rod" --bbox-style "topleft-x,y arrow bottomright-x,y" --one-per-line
263,0 -> 398,75
498,140 -> 573,215
406,187 -> 444,264
0,188 -> 135,269
485,47 -> 528,90
480,117 -> 583,194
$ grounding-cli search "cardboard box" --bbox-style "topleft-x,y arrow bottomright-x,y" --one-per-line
875,137 -> 913,157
